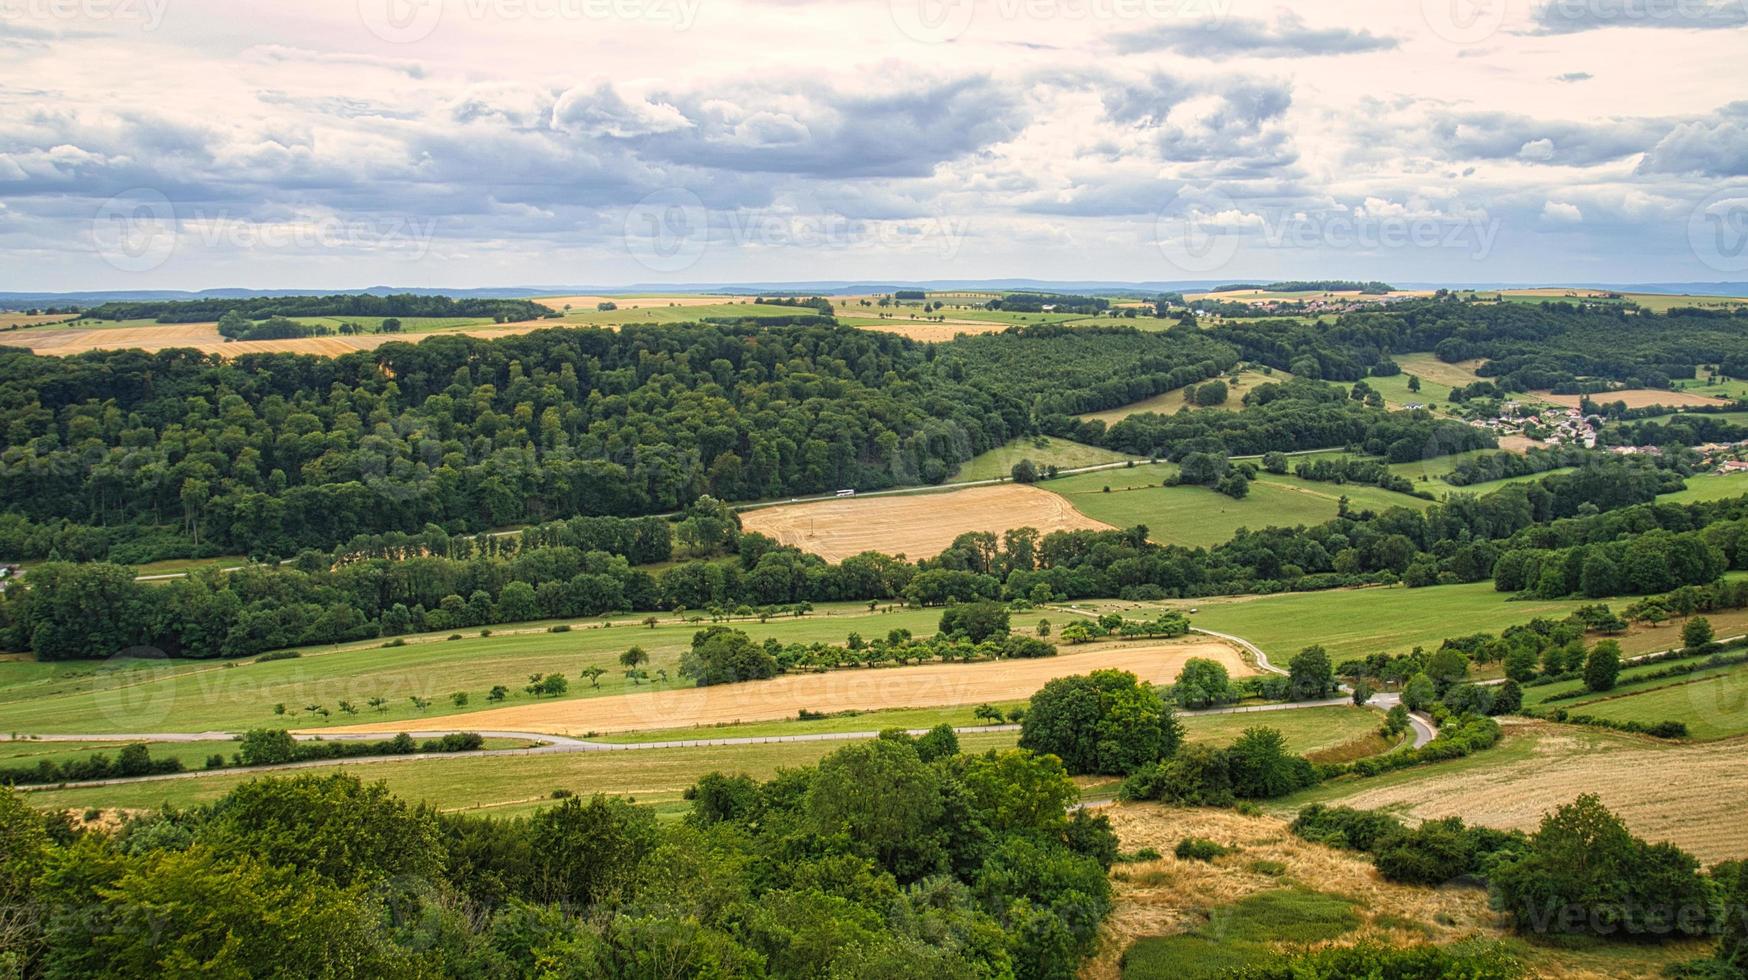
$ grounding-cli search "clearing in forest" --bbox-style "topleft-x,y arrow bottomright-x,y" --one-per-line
319,636 -> 1250,737
740,484 -> 1113,562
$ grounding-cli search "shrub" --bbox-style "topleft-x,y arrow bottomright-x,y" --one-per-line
1227,727 -> 1317,799
1174,837 -> 1231,862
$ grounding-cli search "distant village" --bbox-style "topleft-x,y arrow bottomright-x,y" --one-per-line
1467,400 -> 1748,471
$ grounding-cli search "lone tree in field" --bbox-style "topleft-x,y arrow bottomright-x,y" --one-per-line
619,646 -> 650,672
1020,669 -> 1181,775
1010,458 -> 1040,484
1682,615 -> 1714,650
1287,645 -> 1335,700
581,665 -> 607,689
1584,640 -> 1623,693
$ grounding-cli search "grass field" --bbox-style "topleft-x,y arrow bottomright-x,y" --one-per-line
595,702 -> 1385,756
1392,353 -> 1486,390
0,602 -> 959,736
1362,370 -> 1452,411
1286,721 -> 1748,865
740,483 -> 1112,562
319,637 -> 1250,737
1044,462 -> 1430,548
1079,581 -> 1596,662
556,302 -> 822,327
948,435 -> 1135,483
1076,370 -> 1288,427
19,731 -> 1019,818
16,708 -> 1382,818
1527,657 -> 1748,740
1658,472 -> 1748,505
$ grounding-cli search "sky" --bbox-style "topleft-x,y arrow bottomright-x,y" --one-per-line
0,0 -> 1745,291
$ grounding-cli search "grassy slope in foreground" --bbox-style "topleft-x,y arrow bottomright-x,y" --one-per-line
1278,720 -> 1748,865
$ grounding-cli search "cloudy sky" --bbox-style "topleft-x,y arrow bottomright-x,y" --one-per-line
1,0 -> 1745,290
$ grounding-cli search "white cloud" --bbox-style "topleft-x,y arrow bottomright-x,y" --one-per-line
1542,201 -> 1584,222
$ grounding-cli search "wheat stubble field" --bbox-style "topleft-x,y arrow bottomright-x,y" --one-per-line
740,483 -> 1114,562
319,636 -> 1250,737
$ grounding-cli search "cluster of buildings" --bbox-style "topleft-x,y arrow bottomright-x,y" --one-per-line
1469,402 -> 1599,449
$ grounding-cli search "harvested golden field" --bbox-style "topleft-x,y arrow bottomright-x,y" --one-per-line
0,313 -> 78,329
741,484 -> 1113,562
836,316 -> 1012,340
1093,803 -> 1705,980
0,321 -> 561,357
318,636 -> 1250,737
1318,722 -> 1748,864
1536,389 -> 1731,410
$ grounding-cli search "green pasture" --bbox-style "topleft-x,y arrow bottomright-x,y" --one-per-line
0,603 -> 949,737
1046,463 -> 1430,548
949,435 -> 1135,483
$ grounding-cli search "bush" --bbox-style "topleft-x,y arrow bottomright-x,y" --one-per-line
1492,794 -> 1714,939
1120,744 -> 1234,807
1227,727 -> 1318,799
1584,640 -> 1622,692
1290,804 -> 1405,852
1174,837 -> 1231,861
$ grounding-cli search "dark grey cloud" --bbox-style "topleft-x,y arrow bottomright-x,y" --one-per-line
1531,0 -> 1747,33
1429,110 -> 1664,165
1101,73 -> 1298,172
1637,101 -> 1748,176
1114,13 -> 1397,58
627,77 -> 1029,179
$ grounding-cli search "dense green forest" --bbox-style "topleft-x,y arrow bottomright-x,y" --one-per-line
0,733 -> 1118,978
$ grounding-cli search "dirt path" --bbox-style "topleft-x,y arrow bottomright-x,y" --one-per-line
319,637 -> 1249,737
